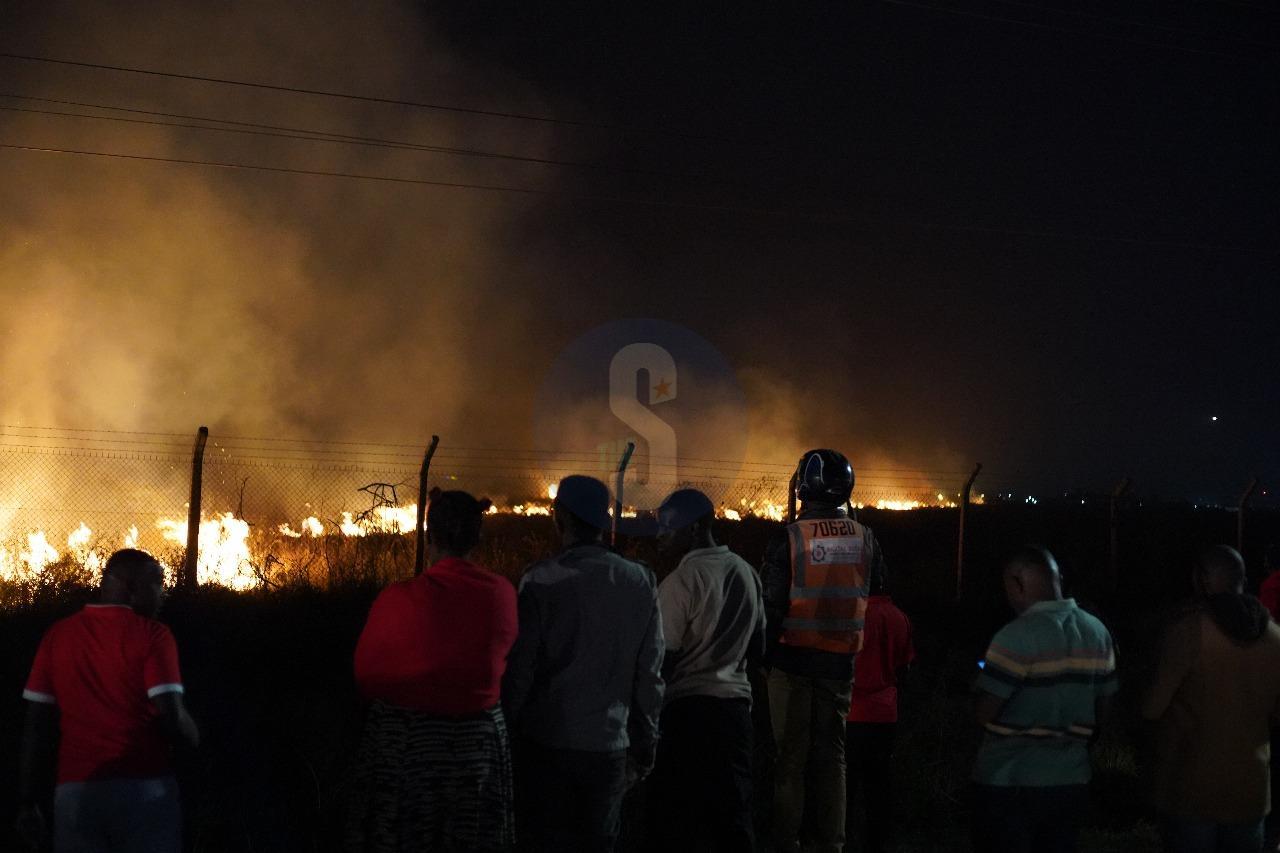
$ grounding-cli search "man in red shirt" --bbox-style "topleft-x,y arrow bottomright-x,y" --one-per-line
17,548 -> 199,853
845,574 -> 914,853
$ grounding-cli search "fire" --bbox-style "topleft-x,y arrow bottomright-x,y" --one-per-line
158,513 -> 256,590
278,516 -> 326,538
338,505 -> 418,536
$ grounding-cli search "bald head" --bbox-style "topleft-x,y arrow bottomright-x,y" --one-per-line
1002,545 -> 1063,612
1195,544 -> 1246,597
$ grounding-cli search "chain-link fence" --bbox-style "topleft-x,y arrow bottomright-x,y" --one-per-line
1,425 -> 1274,598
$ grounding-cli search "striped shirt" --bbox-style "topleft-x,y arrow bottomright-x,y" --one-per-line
973,598 -> 1118,787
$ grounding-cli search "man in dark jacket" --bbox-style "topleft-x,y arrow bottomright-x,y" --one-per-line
502,475 -> 664,853
1143,545 -> 1280,853
761,449 -> 887,853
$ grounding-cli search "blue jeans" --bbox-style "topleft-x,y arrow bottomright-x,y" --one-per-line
54,777 -> 181,853
1161,815 -> 1264,853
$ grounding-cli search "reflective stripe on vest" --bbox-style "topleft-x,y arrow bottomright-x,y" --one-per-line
781,517 -> 870,655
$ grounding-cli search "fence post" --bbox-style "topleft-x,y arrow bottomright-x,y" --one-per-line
787,469 -> 798,524
956,462 -> 983,601
611,441 -> 636,547
1109,477 -> 1131,593
182,426 -> 209,590
1238,476 -> 1259,557
413,435 -> 441,576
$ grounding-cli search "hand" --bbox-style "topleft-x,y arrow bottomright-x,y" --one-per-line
625,752 -> 654,790
15,803 -> 45,850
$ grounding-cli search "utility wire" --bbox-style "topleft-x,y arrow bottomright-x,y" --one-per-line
3,141 -> 1272,255
0,52 -> 719,141
0,96 -> 708,182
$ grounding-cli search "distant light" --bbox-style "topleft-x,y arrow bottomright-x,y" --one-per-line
1211,416 -> 1219,422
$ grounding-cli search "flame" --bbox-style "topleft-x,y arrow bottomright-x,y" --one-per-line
338,505 -> 419,536
278,516 -> 325,538
546,483 -> 558,500
158,512 -> 256,590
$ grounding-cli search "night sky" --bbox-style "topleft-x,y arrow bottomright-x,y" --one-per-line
1,1 -> 1276,502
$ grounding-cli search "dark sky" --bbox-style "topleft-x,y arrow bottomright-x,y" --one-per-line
0,1 -> 1276,503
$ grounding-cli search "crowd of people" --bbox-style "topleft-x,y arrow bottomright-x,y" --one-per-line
13,448 -> 1280,853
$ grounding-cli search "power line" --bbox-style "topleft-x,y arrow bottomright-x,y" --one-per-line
879,0 -> 1270,63
0,52 -> 718,141
3,141 -> 1272,255
0,95 -> 707,182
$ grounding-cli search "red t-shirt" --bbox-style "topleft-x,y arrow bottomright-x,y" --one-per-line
848,595 -> 915,724
1260,571 -> 1280,621
23,604 -> 185,784
354,557 -> 518,715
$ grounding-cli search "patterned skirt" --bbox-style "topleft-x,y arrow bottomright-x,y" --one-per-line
344,701 -> 514,853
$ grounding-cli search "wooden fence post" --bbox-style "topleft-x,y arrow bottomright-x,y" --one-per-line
413,435 -> 441,576
182,426 -> 208,590
957,462 -> 983,601
611,442 -> 636,547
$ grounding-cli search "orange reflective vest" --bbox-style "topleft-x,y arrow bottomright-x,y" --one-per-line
780,516 -> 870,655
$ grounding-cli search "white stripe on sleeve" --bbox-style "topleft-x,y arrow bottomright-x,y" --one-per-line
146,683 -> 185,698
22,689 -> 56,704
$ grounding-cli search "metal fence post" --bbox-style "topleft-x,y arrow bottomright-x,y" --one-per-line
1109,477 -> 1131,593
956,462 -> 983,601
611,441 -> 636,547
413,435 -> 441,576
787,469 -> 798,524
1238,476 -> 1259,556
182,426 -> 209,590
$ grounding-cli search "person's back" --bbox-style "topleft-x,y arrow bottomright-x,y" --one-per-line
355,554 -> 517,715
29,606 -> 183,783
507,543 -> 659,750
18,549 -> 198,853
502,475 -> 663,853
846,591 -> 915,853
1144,595 -> 1280,823
346,491 -> 520,853
971,547 -> 1116,853
649,489 -> 765,852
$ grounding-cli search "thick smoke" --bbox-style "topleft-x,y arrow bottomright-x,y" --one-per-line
0,0 -> 562,445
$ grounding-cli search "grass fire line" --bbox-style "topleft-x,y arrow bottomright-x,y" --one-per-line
0,481 -> 975,594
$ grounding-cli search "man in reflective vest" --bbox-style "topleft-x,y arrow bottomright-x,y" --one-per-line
761,449 -> 888,853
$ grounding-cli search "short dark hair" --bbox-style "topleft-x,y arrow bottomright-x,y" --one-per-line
104,549 -> 163,588
427,490 -> 491,554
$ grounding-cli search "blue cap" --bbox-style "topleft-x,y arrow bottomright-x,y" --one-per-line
554,475 -> 612,531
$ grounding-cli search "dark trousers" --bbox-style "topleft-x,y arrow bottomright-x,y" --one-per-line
648,695 -> 754,853
971,784 -> 1089,853
845,722 -> 895,853
514,741 -> 627,853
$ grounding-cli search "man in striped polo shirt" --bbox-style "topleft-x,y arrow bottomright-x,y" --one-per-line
971,546 -> 1117,853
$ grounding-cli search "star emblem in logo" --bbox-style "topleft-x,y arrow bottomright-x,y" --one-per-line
652,377 -> 673,400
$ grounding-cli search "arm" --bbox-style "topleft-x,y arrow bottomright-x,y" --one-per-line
501,577 -> 542,729
746,570 -> 767,668
657,572 -> 690,683
864,526 -> 888,590
151,691 -> 200,749
17,700 -> 58,847
628,581 -> 665,775
1140,615 -> 1197,722
974,691 -> 1006,727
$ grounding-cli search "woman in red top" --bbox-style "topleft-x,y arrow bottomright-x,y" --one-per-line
346,490 -> 518,853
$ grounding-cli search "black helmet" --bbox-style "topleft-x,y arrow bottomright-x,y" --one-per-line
795,449 -> 854,505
